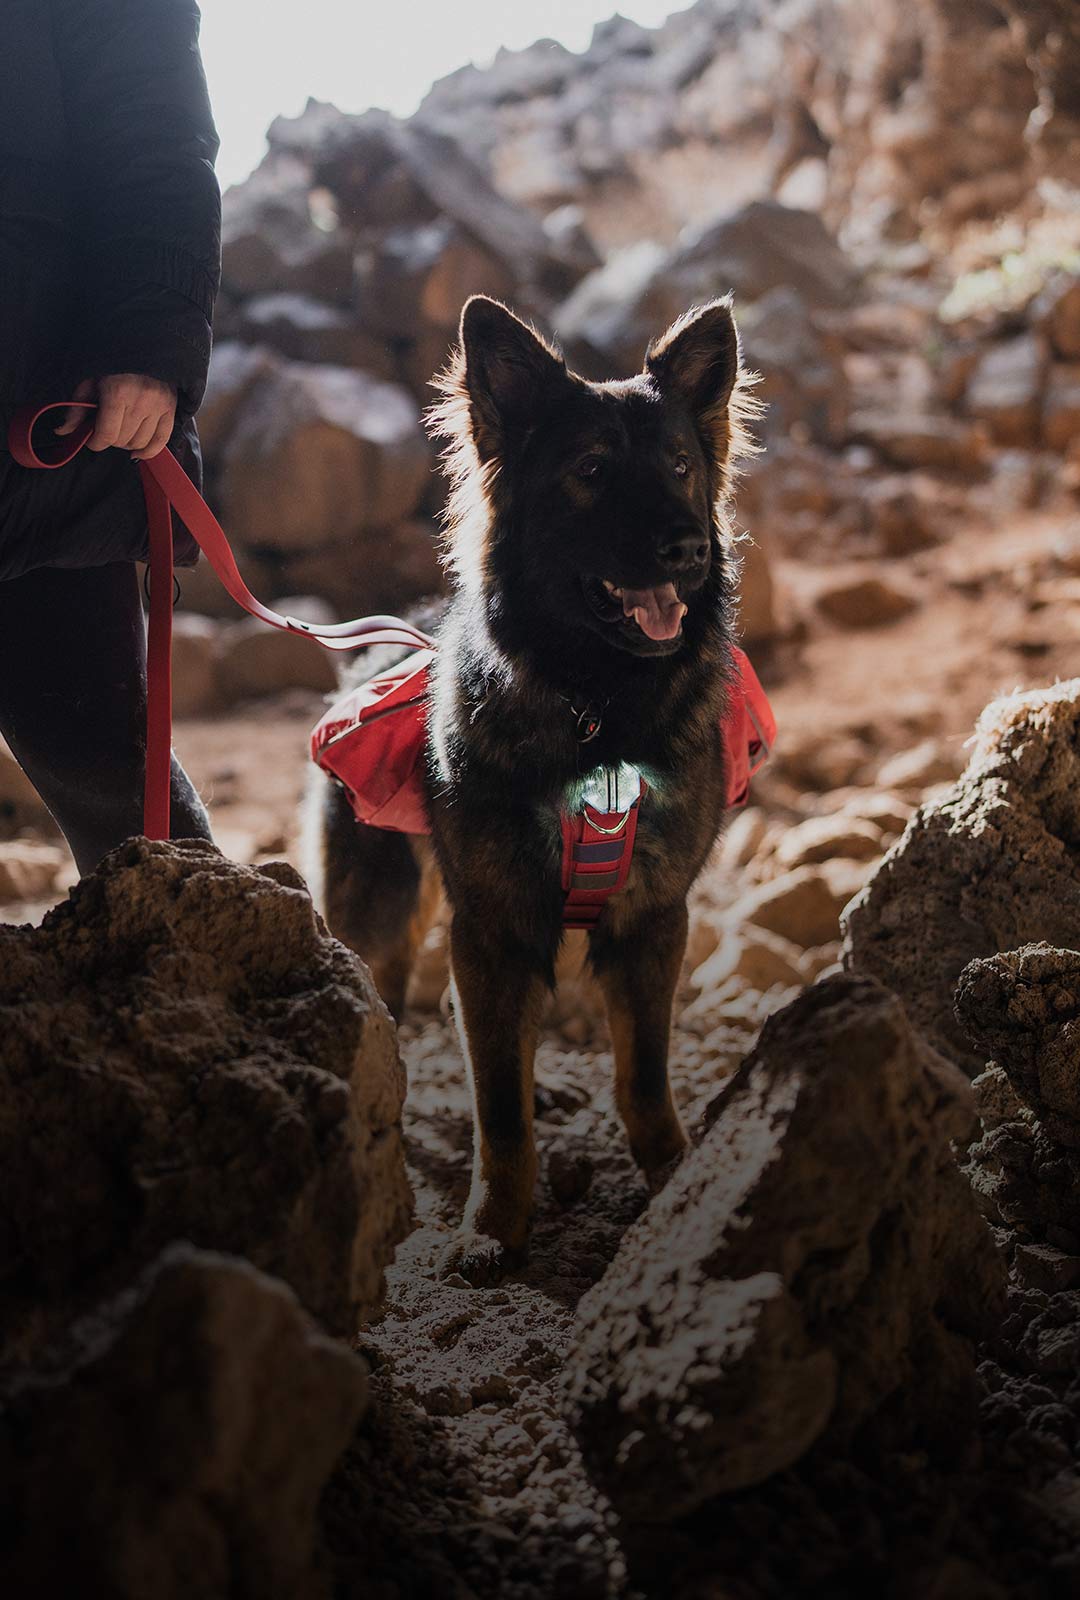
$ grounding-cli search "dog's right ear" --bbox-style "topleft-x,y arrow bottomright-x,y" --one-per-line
459,296 -> 568,462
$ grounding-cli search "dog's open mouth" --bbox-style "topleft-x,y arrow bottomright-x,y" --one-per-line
585,577 -> 689,642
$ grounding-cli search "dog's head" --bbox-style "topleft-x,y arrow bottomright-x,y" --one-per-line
430,295 -> 757,663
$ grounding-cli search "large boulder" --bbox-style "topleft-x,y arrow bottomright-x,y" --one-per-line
221,154 -> 356,305
567,974 -> 1004,1524
219,361 -> 431,554
0,838 -> 411,1364
555,202 -> 859,376
0,1246 -> 366,1600
196,340 -> 280,460
844,680 -> 1080,1075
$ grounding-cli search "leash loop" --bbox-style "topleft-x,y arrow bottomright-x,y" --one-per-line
8,399 -> 436,842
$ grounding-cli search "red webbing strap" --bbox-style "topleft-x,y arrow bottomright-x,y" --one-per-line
559,793 -> 643,930
9,401 -> 436,839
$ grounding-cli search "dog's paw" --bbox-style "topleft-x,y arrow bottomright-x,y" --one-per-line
438,1230 -> 525,1288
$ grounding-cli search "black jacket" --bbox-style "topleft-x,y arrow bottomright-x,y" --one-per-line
0,0 -> 221,578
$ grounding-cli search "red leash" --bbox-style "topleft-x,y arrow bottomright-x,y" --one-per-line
8,401 -> 434,840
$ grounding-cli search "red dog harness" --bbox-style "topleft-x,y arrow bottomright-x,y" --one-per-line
9,400 -> 776,930
310,646 -> 775,929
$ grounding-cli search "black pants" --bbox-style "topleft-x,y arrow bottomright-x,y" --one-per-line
0,562 -> 211,875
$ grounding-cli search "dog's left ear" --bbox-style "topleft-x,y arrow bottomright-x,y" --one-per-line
459,295 -> 569,463
645,299 -> 740,447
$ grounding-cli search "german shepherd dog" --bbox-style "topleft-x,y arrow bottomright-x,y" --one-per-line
307,294 -> 757,1284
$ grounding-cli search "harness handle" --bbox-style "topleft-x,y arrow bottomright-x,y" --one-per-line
8,401 -> 436,841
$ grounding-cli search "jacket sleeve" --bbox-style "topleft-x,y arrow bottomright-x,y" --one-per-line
51,0 -> 222,417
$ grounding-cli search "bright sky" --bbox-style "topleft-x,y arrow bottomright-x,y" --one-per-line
199,0 -> 680,189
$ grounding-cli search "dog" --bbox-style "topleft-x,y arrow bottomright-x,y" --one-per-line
305,294 -> 758,1284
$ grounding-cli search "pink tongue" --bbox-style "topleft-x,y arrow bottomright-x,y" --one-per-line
622,582 -> 687,641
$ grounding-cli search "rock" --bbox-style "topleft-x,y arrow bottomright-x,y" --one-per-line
739,287 -> 851,447
217,618 -> 339,703
0,841 -> 66,902
553,242 -> 668,370
955,943 -> 1080,1149
735,534 -> 778,645
1043,362 -> 1080,452
717,805 -> 769,871
383,119 -> 584,302
1012,1241 -> 1080,1293
405,919 -> 450,1012
221,154 -> 357,305
0,838 -> 410,1363
176,546 -> 281,622
279,518 -> 444,615
0,1246 -> 366,1600
844,680 -> 1080,1075
774,814 -> 883,869
875,739 -> 961,792
731,860 -> 869,950
683,907 -> 725,976
557,203 -> 859,376
837,788 -> 915,838
963,1059 -> 1080,1251
776,731 -> 869,792
815,575 -> 918,628
864,477 -> 941,556
965,334 -> 1047,448
803,941 -> 842,980
547,1145 -> 594,1208
171,613 -> 223,718
567,975 -> 1004,1523
198,341 -> 280,459
237,292 -> 397,377
671,200 -> 860,313
220,361 -> 430,554
354,218 -> 516,340
849,412 -> 988,474
1035,272 -> 1080,360
691,924 -> 808,995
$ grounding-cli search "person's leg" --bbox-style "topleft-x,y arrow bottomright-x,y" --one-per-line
0,562 -> 211,875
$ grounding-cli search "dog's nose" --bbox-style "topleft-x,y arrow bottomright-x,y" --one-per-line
657,532 -> 709,571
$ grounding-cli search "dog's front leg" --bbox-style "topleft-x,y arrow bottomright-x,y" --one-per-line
591,900 -> 689,1184
441,915 -> 547,1286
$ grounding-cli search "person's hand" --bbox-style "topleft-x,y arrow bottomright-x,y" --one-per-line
56,374 -> 178,460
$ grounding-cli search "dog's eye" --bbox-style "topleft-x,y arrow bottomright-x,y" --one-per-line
576,455 -> 604,480
674,454 -> 691,479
